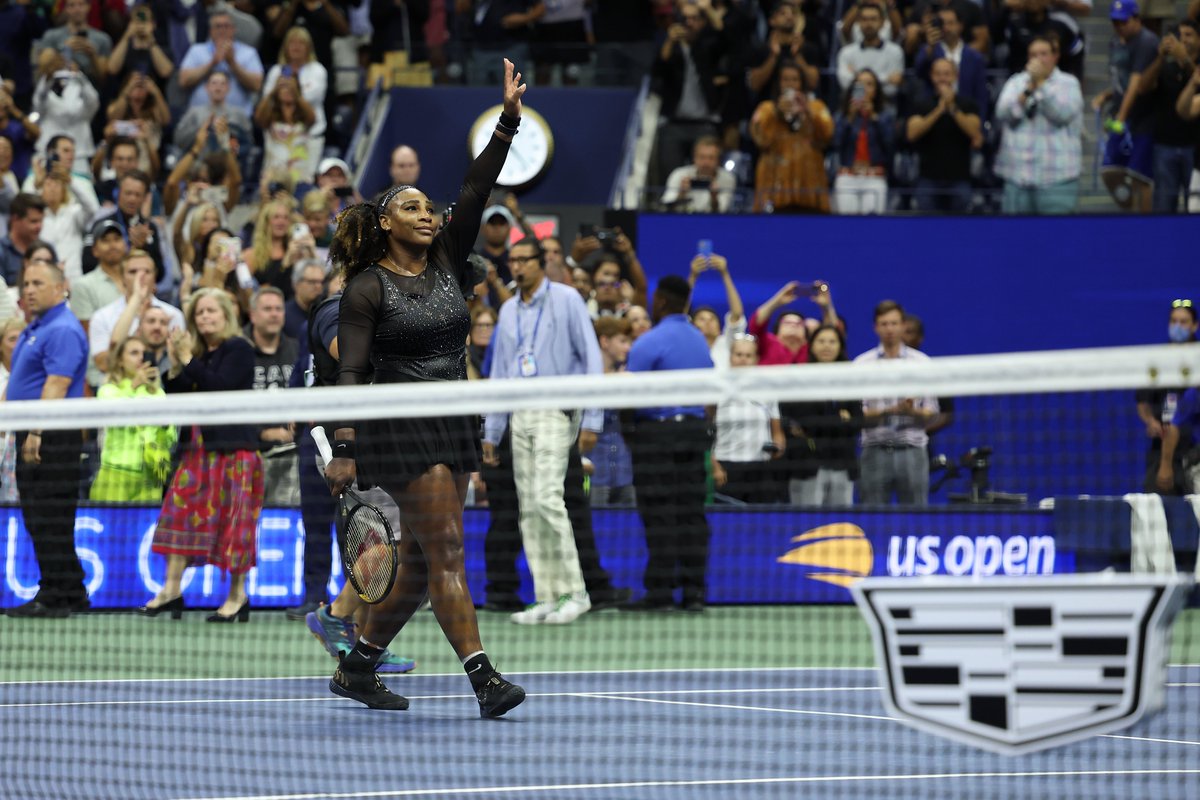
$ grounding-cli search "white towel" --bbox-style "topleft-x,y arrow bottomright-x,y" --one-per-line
1123,493 -> 1175,575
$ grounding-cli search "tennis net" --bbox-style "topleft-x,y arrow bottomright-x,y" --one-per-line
0,343 -> 1197,800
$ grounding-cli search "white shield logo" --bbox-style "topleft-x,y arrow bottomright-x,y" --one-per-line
852,574 -> 1192,755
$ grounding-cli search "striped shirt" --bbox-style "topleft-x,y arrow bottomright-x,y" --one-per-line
994,68 -> 1083,187
853,345 -> 939,448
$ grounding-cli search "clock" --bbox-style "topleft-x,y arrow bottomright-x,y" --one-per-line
469,104 -> 554,191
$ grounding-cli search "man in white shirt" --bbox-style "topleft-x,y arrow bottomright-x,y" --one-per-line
177,8 -> 264,117
660,135 -> 737,212
837,2 -> 905,103
853,300 -> 938,505
88,250 -> 184,387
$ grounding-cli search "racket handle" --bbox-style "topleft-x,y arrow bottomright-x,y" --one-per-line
311,425 -> 334,467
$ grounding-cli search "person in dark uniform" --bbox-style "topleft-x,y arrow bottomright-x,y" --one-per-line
623,276 -> 715,612
322,59 -> 526,717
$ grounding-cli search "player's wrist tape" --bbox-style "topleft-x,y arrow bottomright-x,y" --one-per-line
332,440 -> 356,460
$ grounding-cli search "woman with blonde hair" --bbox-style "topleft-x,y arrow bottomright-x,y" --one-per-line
101,72 -> 170,179
174,200 -> 224,282
89,337 -> 178,502
37,171 -> 92,283
254,74 -> 318,185
0,317 -> 26,503
264,27 -> 328,156
140,288 -> 263,621
242,198 -> 310,300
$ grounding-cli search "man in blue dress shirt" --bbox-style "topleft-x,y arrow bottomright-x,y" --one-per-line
4,261 -> 89,618
624,275 -> 715,612
484,238 -> 605,626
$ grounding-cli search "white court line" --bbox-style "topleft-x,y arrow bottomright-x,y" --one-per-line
578,693 -> 896,722
3,663 -> 1195,687
0,665 -> 874,688
0,687 -> 875,710
1101,734 -> 1200,747
168,770 -> 1200,800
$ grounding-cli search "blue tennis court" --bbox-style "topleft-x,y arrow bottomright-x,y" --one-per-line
3,662 -> 1198,799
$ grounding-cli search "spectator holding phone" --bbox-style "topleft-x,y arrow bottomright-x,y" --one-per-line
37,0 -> 112,89
749,280 -> 838,365
687,249 -> 746,368
661,135 -> 737,212
833,69 -> 894,214
89,336 -> 177,502
263,28 -> 328,161
254,74 -> 318,186
178,8 -> 264,118
106,2 -> 174,89
32,55 -> 99,174
182,226 -> 246,313
749,61 -> 833,213
242,199 -> 304,301
711,336 -> 786,504
100,74 -> 170,181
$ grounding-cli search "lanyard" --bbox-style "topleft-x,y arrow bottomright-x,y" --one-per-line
515,295 -> 546,356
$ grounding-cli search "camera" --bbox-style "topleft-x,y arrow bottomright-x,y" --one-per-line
134,7 -> 150,22
929,445 -> 1026,505
595,228 -> 617,248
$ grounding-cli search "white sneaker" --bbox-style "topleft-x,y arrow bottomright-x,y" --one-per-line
543,593 -> 591,625
510,601 -> 555,625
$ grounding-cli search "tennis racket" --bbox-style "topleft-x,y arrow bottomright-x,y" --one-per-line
312,427 -> 398,604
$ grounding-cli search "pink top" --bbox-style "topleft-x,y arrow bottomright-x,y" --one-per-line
748,312 -> 809,366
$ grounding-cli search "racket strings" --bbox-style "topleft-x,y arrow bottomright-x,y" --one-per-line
342,505 -> 397,603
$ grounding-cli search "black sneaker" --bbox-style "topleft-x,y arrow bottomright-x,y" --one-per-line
475,672 -> 526,719
285,599 -> 321,621
330,660 -> 410,710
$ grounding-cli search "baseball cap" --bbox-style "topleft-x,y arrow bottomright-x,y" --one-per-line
317,157 -> 350,177
483,205 -> 515,226
1110,0 -> 1138,20
91,219 -> 124,239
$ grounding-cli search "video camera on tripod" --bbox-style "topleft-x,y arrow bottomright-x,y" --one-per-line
930,446 -> 1027,505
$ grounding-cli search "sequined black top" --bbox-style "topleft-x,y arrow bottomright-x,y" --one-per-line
337,132 -> 510,388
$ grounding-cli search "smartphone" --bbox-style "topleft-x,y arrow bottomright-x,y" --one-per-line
143,350 -> 158,365
235,262 -> 257,290
579,223 -> 596,239
290,222 -> 309,241
333,185 -> 354,198
691,177 -> 713,191
697,239 -> 713,258
114,120 -> 139,137
218,235 -> 242,264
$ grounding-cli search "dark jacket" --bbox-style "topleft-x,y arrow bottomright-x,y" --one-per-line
164,336 -> 259,452
781,399 -> 864,478
653,29 -> 729,120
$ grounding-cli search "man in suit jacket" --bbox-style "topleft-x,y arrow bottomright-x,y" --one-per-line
914,4 -> 989,121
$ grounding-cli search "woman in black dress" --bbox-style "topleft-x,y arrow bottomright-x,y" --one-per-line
323,59 -> 526,717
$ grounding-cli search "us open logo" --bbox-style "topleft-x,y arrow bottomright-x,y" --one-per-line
776,523 -> 873,588
851,574 -> 1192,755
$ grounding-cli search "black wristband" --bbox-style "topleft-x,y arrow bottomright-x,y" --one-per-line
499,112 -> 521,130
332,440 -> 356,460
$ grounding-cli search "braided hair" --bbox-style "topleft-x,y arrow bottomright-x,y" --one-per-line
328,184 -> 417,283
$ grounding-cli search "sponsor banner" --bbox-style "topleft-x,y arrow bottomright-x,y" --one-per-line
1,506 -> 1072,608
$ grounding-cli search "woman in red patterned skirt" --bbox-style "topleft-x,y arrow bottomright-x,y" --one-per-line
138,287 -> 265,622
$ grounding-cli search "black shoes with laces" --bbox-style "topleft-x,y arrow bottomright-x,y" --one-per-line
475,672 -> 526,718
330,658 -> 410,711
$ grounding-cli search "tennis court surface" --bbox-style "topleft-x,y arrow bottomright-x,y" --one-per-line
3,606 -> 1198,800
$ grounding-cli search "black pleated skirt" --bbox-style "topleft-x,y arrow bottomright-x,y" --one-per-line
354,413 -> 482,490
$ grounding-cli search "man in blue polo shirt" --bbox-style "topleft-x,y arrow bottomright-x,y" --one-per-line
624,275 -> 714,612
4,261 -> 89,619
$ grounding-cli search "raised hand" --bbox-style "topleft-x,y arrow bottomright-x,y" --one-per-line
502,58 -> 526,118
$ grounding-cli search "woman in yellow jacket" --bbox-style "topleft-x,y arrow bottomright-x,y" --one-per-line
90,337 -> 177,502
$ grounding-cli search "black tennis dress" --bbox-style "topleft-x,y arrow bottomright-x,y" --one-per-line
336,132 -> 510,488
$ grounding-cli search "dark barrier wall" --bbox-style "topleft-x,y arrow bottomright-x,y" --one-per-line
634,214 -> 1196,501
635,214 -> 1195,357
359,87 -> 637,205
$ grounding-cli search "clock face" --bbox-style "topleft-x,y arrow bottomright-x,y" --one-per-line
469,104 -> 554,190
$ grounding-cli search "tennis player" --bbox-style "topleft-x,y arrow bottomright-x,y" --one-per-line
322,60 -> 526,717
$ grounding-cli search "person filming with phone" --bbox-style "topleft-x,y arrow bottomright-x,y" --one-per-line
660,135 -> 737,213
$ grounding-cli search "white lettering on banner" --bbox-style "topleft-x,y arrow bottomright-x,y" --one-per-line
74,516 -> 105,596
6,517 -> 38,600
887,535 -> 1056,577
